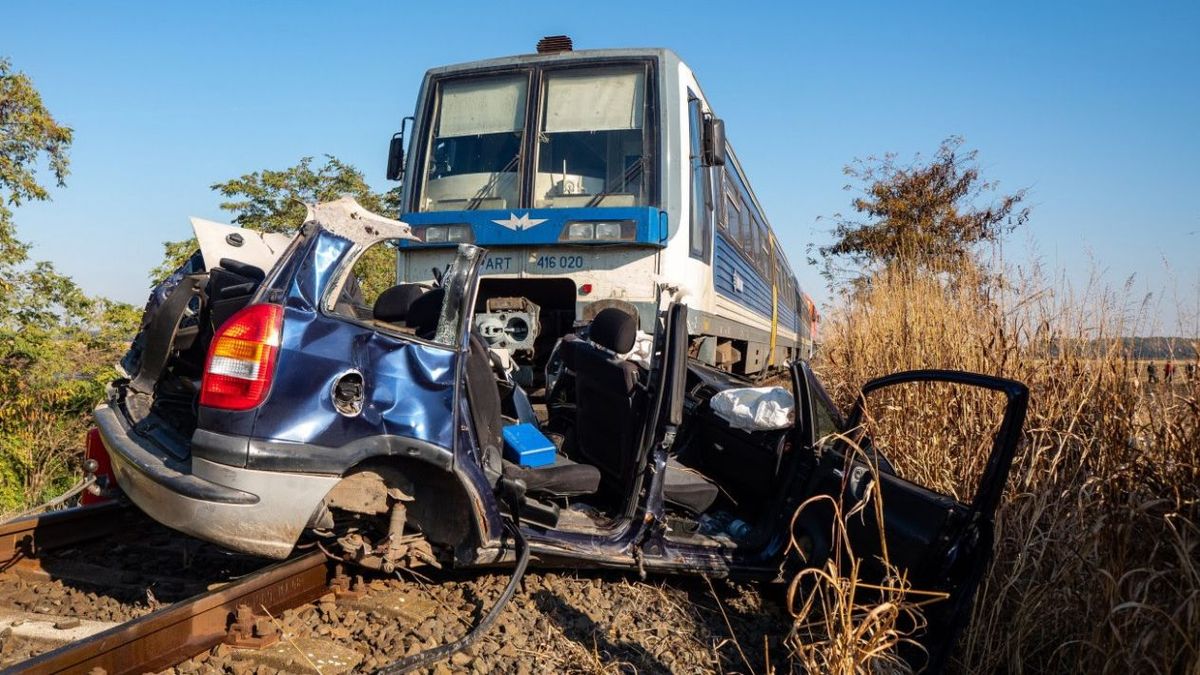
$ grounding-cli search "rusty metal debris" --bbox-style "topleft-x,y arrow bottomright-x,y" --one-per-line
224,604 -> 281,649
328,565 -> 365,601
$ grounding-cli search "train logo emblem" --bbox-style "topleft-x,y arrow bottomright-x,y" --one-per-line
492,213 -> 548,231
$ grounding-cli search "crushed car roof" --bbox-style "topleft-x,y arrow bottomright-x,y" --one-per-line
303,197 -> 419,245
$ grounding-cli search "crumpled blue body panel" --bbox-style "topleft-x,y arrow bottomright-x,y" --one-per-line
248,231 -> 459,453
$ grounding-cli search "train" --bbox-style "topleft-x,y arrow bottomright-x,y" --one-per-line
385,36 -> 816,378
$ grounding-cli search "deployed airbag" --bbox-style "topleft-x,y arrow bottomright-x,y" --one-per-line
710,386 -> 794,431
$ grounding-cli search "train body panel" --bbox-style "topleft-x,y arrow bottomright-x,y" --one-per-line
391,43 -> 815,373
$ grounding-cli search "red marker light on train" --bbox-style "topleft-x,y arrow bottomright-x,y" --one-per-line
579,284 -> 593,295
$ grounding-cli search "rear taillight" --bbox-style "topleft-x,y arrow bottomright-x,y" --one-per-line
200,303 -> 283,411
82,428 -> 114,505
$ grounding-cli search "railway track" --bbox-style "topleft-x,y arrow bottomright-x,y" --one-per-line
15,551 -> 331,674
0,503 -> 342,674
1,503 -> 793,674
0,503 -> 510,674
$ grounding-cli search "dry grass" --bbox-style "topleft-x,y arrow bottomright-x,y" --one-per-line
785,491 -> 926,675
792,259 -> 1199,673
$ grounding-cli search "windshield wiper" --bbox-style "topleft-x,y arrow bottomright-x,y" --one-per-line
585,157 -> 645,208
467,153 -> 521,211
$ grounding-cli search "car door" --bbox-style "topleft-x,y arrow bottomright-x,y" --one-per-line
246,239 -> 485,475
793,365 -> 1028,671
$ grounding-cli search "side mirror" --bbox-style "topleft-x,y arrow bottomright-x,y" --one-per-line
702,115 -> 726,167
386,133 -> 405,181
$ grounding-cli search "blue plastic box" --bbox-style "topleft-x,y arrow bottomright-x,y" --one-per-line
502,423 -> 556,468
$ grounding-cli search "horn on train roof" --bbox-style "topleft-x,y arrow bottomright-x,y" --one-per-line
536,35 -> 573,53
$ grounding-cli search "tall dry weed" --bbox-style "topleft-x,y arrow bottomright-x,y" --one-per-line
809,259 -> 1198,673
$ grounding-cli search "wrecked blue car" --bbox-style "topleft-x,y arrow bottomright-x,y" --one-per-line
94,198 -> 1027,669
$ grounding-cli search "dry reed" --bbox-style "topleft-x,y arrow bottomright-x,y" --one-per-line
796,259 -> 1199,673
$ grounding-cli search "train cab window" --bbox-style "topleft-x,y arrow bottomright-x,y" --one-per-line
418,74 -> 528,213
535,65 -> 653,209
687,95 -> 712,260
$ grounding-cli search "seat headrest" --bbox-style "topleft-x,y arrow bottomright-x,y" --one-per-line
590,307 -> 637,354
373,284 -> 426,323
406,287 -> 446,338
217,258 -> 265,282
557,333 -> 582,370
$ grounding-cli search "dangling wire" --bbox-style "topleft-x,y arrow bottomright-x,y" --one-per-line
375,517 -> 530,674
1,476 -> 96,524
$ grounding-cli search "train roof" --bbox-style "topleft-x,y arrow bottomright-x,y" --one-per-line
423,47 -> 685,78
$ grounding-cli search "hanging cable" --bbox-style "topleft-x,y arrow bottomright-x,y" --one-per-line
375,516 -> 530,674
1,476 -> 96,524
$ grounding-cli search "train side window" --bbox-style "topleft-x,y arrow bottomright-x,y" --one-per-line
714,166 -> 727,230
748,215 -> 763,273
748,219 -> 760,272
744,214 -> 755,258
757,221 -> 771,275
724,169 -> 741,235
687,95 -> 712,261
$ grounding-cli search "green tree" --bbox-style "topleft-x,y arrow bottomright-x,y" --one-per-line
0,57 -> 73,298
152,155 -> 402,280
813,136 -> 1029,288
1,58 -> 137,512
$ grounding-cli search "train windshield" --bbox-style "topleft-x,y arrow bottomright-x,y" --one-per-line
419,73 -> 527,212
534,65 -> 652,209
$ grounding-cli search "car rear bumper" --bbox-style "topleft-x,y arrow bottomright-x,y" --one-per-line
94,403 -> 339,558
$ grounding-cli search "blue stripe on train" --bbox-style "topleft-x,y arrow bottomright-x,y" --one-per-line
713,233 -> 773,319
714,232 -> 802,336
398,206 -> 666,248
779,306 -> 799,334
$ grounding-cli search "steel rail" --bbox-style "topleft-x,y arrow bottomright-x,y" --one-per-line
0,502 -> 135,571
12,551 -> 330,675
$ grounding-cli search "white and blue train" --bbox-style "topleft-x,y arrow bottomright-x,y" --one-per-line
386,37 -> 815,376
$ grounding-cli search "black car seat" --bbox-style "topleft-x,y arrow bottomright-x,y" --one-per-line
476,338 -> 601,497
208,258 -> 266,330
573,308 -> 719,514
572,309 -> 644,490
404,287 -> 445,340
373,283 -> 426,325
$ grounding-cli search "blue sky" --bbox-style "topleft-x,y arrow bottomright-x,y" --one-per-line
4,1 -> 1198,332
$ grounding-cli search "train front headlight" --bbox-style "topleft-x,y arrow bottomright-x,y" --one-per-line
564,222 -> 595,241
560,220 -> 636,242
420,225 -> 473,244
446,225 -> 473,242
595,222 -> 622,240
